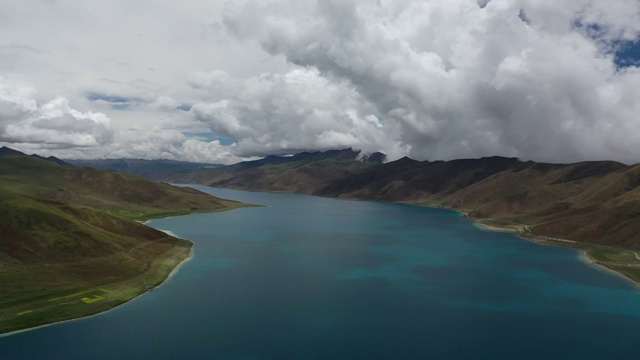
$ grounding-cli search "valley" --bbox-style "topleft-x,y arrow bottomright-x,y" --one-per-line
155,149 -> 640,284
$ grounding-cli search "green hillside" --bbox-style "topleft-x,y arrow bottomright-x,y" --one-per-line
0,152 -> 248,334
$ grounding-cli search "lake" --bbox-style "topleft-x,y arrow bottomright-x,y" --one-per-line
3,186 -> 640,359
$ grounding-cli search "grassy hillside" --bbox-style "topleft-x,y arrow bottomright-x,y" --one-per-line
0,153 -> 248,334
0,156 -> 243,220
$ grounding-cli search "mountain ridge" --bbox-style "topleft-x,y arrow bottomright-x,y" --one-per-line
0,146 -> 71,166
46,148 -> 640,283
150,148 -> 640,252
65,158 -> 222,181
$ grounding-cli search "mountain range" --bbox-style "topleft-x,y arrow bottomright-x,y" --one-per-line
167,149 -> 386,193
65,158 -> 221,181
160,149 -> 640,252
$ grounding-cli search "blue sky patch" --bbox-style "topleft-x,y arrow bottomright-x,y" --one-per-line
86,92 -> 144,110
616,41 -> 640,68
183,132 -> 235,146
572,20 -> 640,69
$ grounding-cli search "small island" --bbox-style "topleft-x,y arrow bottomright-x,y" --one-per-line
0,149 -> 251,335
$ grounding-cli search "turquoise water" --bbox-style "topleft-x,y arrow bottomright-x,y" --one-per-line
3,186 -> 640,359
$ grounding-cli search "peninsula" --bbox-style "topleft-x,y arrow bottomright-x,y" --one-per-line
0,147 -> 250,335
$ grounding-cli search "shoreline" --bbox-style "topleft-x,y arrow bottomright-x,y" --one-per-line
205,187 -> 640,289
396,198 -> 640,288
470,218 -> 640,287
218,187 -> 640,289
153,238 -> 194,289
7,186 -> 635,337
576,251 -> 640,288
0,239 -> 194,338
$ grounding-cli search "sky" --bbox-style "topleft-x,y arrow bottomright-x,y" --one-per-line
1,0 -> 640,164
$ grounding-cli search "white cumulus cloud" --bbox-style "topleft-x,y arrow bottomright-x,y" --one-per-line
2,0 -> 640,164
0,79 -> 113,148
188,68 -> 407,158
220,0 -> 640,163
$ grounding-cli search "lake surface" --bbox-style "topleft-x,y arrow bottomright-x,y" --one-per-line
3,186 -> 640,359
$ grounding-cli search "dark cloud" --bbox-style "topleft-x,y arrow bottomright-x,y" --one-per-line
477,0 -> 491,9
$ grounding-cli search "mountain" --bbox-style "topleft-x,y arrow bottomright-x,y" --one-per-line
0,146 -> 25,157
316,157 -> 640,249
65,158 -> 221,181
163,148 -> 640,252
0,149 -> 248,334
168,148 -> 386,193
49,148 -> 640,283
0,146 -> 70,166
317,156 -> 524,201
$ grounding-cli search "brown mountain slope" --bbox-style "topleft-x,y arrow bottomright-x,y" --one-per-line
317,157 -> 640,249
159,148 -> 639,251
316,156 -> 524,201
449,164 -> 640,249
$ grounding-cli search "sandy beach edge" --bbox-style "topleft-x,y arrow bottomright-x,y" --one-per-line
576,251 -> 640,288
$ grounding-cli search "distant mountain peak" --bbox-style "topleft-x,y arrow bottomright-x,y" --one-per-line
0,146 -> 71,166
0,146 -> 27,157
358,151 -> 386,164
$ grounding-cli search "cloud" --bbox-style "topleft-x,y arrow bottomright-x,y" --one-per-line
149,96 -> 179,111
188,68 -> 407,158
98,129 -> 239,163
23,129 -> 243,165
0,78 -> 113,148
86,92 -> 145,110
0,78 -> 245,164
220,0 -> 640,163
2,0 -> 640,164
